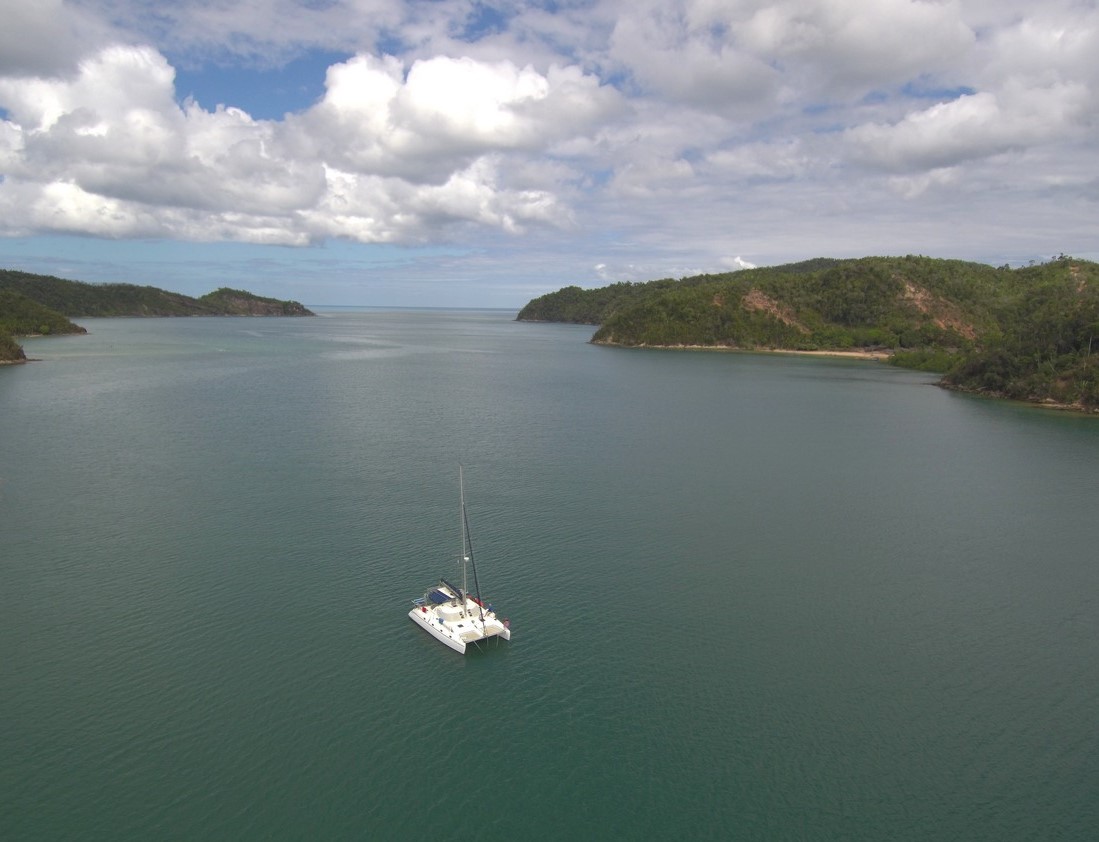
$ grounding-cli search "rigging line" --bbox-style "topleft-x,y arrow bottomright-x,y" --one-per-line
463,503 -> 486,625
460,467 -> 486,626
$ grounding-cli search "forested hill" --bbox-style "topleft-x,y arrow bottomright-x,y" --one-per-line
517,255 -> 1099,412
0,269 -> 314,364
0,270 -> 313,317
516,258 -> 839,325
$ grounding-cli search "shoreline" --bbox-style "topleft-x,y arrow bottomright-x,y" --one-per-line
940,383 -> 1099,416
595,341 -> 1099,415
764,348 -> 892,361
592,340 -> 892,361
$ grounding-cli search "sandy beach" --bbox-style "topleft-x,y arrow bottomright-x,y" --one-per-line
597,340 -> 893,361
765,348 -> 893,361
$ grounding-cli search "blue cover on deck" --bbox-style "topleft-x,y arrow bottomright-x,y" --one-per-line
428,589 -> 450,605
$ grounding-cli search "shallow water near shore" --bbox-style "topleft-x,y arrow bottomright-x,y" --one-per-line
3,309 -> 1098,839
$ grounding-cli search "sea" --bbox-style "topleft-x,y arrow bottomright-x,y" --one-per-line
3,309 -> 1097,840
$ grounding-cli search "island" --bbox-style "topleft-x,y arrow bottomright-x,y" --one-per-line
0,269 -> 313,364
517,255 -> 1099,413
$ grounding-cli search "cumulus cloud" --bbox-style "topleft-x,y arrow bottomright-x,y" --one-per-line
0,40 -> 618,243
722,255 -> 757,270
846,84 -> 1090,173
287,54 -> 622,183
0,46 -> 327,241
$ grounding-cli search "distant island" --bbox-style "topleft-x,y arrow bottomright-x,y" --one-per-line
517,255 -> 1099,413
1,269 -> 313,364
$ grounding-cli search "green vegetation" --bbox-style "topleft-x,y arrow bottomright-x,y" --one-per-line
942,258 -> 1099,409
0,269 -> 314,364
517,279 -> 682,324
1,330 -> 26,363
198,287 -> 314,316
520,256 -> 996,352
0,290 -> 88,337
0,288 -> 88,363
518,255 -> 1099,412
0,270 -> 313,318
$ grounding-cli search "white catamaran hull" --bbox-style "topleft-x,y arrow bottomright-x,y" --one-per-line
408,592 -> 511,655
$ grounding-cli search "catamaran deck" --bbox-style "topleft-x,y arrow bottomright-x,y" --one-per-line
410,583 -> 511,654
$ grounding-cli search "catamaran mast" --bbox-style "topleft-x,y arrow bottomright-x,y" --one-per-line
459,464 -> 468,594
458,465 -> 486,626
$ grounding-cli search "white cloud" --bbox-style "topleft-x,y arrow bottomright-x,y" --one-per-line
846,81 -> 1091,173
288,54 -> 623,183
301,158 -> 570,244
722,255 -> 757,270
0,45 -> 178,133
0,41 -> 614,244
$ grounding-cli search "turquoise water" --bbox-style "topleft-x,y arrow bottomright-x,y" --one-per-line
3,310 -> 1098,839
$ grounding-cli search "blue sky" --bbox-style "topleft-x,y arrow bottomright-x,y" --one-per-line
172,51 -> 352,120
1,1 -> 1097,307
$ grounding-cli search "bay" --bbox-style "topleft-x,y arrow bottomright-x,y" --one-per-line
2,310 -> 1097,839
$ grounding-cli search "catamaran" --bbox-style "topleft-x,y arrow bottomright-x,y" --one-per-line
409,467 -> 511,654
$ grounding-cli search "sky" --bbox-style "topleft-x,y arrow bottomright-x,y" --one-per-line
0,1 -> 1097,308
